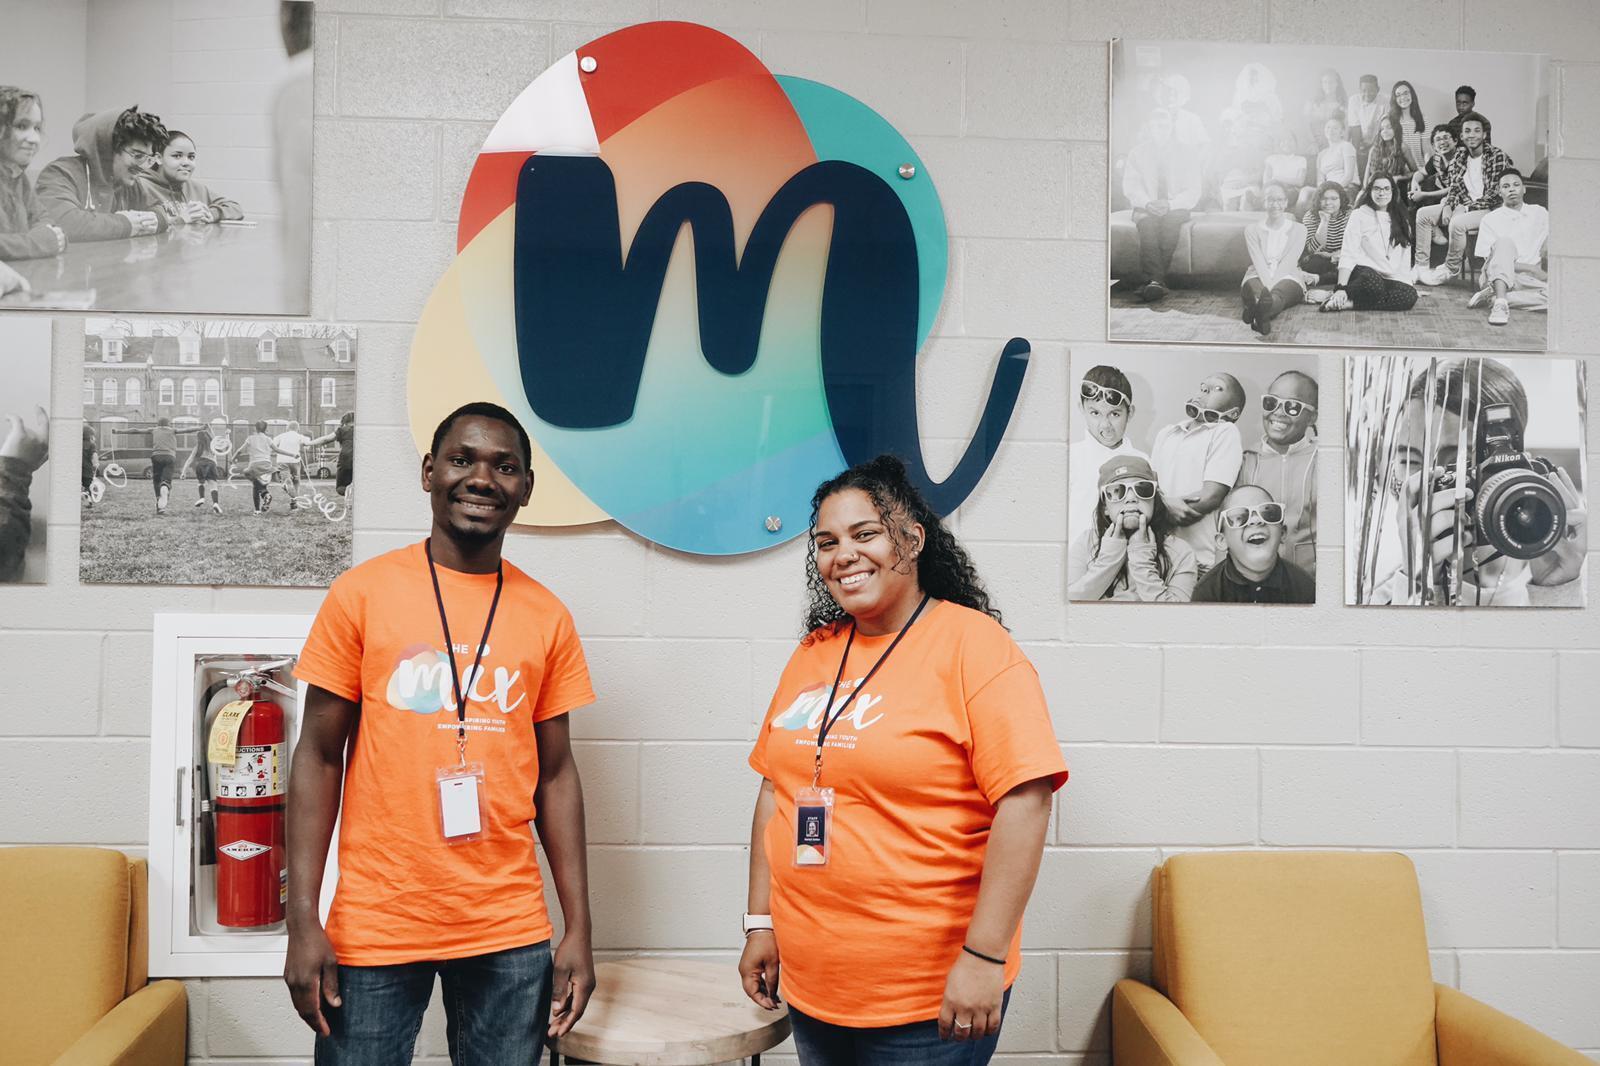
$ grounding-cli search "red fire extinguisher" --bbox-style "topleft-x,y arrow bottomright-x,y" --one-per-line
209,681 -> 287,928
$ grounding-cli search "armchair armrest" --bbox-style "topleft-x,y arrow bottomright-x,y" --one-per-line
1435,984 -> 1589,1066
1112,978 -> 1226,1066
52,980 -> 186,1066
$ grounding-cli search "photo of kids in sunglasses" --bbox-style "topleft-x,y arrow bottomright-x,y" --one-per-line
1069,351 -> 1322,604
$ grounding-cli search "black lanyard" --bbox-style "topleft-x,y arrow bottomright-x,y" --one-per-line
813,594 -> 931,787
425,539 -> 504,760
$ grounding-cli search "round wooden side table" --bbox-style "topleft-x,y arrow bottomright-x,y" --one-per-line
552,957 -> 791,1065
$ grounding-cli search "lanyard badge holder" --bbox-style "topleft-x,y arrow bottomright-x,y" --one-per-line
427,540 -> 503,845
795,594 -> 929,869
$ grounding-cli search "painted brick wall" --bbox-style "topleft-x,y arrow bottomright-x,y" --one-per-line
4,0 -> 1598,1062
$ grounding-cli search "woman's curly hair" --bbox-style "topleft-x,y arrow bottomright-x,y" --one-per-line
801,454 -> 1001,639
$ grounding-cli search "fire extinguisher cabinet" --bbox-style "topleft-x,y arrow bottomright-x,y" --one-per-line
147,613 -> 338,977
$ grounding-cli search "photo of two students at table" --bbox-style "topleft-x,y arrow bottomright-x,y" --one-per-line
0,0 -> 312,314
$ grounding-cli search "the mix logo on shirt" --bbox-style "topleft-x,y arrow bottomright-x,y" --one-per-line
385,643 -> 527,715
770,679 -> 886,734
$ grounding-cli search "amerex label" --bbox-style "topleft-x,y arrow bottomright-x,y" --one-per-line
219,840 -> 271,861
214,743 -> 284,800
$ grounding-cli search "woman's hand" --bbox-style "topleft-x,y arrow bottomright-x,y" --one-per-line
939,951 -> 1004,1042
0,407 -> 49,472
739,931 -> 782,1010
1127,512 -> 1153,549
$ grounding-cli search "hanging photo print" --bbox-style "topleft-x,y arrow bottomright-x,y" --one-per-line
0,315 -> 53,583
1069,347 -> 1322,605
79,318 -> 356,587
1107,40 -> 1550,352
1345,354 -> 1587,607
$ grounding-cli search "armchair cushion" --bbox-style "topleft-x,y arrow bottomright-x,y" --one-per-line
1112,978 -> 1226,1066
1153,851 -> 1437,1066
1435,984 -> 1590,1066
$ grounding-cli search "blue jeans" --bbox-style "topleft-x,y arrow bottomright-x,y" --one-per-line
789,989 -> 1011,1066
314,940 -> 553,1066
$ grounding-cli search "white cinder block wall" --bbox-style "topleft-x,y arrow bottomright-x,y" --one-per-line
4,0 -> 1598,1062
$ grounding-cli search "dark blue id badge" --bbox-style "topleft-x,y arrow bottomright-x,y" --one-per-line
794,786 -> 833,867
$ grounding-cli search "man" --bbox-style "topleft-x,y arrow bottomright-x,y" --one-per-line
1468,168 -> 1547,327
35,106 -> 166,242
1122,107 -> 1202,303
1191,484 -> 1315,604
150,416 -> 177,516
1414,111 -> 1512,285
1345,74 -> 1383,159
285,402 -> 596,1065
1238,371 -> 1318,577
272,420 -> 313,508
1445,85 -> 1477,140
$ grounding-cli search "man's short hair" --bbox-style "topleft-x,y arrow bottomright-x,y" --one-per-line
1430,123 -> 1456,139
1457,110 -> 1492,139
431,402 -> 533,469
1083,365 -> 1133,403
1359,74 -> 1379,86
1455,85 -> 1477,99
1499,167 -> 1524,183
1270,369 -> 1319,404
111,106 -> 168,154
157,416 -> 170,427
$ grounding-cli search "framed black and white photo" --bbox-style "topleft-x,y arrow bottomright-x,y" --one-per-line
1346,354 -> 1586,608
79,318 -> 355,587
0,314 -> 53,583
0,0 -> 312,315
1069,347 -> 1322,605
1108,40 -> 1550,352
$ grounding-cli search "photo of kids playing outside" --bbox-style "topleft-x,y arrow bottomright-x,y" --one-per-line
1069,349 -> 1321,604
1346,355 -> 1586,608
78,318 -> 356,587
0,0 -> 313,314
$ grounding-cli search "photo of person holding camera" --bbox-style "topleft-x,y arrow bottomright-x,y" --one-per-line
1346,355 -> 1587,607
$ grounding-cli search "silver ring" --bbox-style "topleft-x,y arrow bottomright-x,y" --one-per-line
954,1021 -> 971,1030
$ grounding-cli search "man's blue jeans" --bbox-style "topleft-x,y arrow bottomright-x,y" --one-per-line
314,940 -> 553,1066
788,989 -> 1011,1066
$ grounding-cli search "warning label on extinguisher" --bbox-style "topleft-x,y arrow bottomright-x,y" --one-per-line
215,743 -> 284,799
219,840 -> 271,861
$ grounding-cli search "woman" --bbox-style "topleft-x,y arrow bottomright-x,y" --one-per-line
1298,180 -> 1350,287
1362,114 -> 1417,204
1388,79 -> 1428,167
1322,174 -> 1417,312
739,455 -> 1066,1065
1303,68 -> 1348,150
0,86 -> 66,261
1240,182 -> 1307,335
1068,456 -> 1196,601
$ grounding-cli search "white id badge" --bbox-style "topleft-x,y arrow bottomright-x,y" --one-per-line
793,786 -> 834,867
436,763 -> 487,843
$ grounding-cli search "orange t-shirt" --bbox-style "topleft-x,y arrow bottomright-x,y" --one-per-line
748,600 -> 1068,1028
295,541 -> 594,966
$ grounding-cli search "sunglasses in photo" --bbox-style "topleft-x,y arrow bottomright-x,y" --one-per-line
1185,402 -> 1241,424
1102,479 -> 1157,502
1220,502 -> 1285,528
1081,382 -> 1130,408
1262,394 -> 1317,418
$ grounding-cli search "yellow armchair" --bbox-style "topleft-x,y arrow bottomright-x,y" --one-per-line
0,847 -> 187,1066
1111,851 -> 1587,1066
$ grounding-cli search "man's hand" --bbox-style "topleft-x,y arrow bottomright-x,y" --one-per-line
117,210 -> 161,235
0,260 -> 29,297
0,407 -> 49,472
283,923 -> 342,1036
1162,492 -> 1203,525
547,931 -> 596,1039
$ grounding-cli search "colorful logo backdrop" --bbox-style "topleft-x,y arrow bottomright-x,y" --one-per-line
409,21 -> 1029,554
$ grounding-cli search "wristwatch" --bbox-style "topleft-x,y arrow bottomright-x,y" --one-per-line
742,913 -> 774,936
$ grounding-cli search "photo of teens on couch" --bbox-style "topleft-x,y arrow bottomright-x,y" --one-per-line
0,0 -> 312,315
1108,40 -> 1550,351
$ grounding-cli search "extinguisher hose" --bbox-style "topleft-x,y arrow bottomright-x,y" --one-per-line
197,679 -> 233,867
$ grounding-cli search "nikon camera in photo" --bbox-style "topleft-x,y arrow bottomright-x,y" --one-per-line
78,318 -> 356,587
1345,355 -> 1587,607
